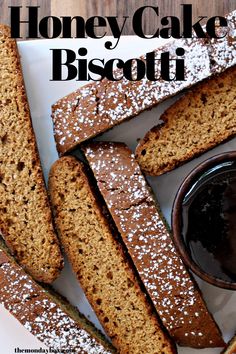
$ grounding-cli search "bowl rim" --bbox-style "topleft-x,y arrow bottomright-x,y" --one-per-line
171,151 -> 236,290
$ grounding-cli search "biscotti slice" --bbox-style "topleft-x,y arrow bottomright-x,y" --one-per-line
48,156 -> 176,354
0,245 -> 115,353
136,65 -> 236,176
222,334 -> 236,354
52,10 -> 236,155
52,39 -> 211,155
0,25 -> 63,282
83,142 -> 224,348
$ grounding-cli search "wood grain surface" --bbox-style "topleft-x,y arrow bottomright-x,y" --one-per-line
0,0 -> 236,37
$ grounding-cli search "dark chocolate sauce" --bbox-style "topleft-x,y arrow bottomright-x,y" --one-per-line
182,161 -> 236,282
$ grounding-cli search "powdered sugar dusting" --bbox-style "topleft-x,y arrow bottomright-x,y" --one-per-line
52,10 -> 236,154
52,37 -> 211,154
84,142 -> 223,347
0,250 -> 112,354
209,11 -> 236,73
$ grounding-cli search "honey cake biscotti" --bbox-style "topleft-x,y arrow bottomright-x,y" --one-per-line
51,11 -> 236,155
83,142 -> 224,348
52,36 -> 210,155
48,156 -> 176,354
0,25 -> 63,283
135,65 -> 236,176
0,245 -> 115,354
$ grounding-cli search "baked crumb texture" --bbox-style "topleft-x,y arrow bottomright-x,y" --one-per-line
136,65 -> 236,175
83,141 -> 225,349
0,246 -> 115,354
0,25 -> 63,283
52,11 -> 236,155
48,156 -> 176,354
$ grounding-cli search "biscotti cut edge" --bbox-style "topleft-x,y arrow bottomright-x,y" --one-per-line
48,156 -> 176,354
83,141 -> 225,348
0,241 -> 115,354
0,24 -> 63,283
135,65 -> 236,176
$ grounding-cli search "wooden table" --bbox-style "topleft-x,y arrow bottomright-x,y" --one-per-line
1,0 -> 236,37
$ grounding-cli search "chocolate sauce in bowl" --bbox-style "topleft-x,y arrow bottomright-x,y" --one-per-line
182,161 -> 236,283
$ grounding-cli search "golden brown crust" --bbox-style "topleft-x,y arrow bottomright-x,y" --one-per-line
0,25 -> 63,283
49,156 -> 176,354
136,66 -> 236,176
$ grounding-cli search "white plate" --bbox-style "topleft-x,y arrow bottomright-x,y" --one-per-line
0,36 -> 236,354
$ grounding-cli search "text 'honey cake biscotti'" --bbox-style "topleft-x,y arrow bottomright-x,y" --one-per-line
83,142 -> 224,348
48,156 -> 176,354
52,11 -> 236,155
135,65 -> 236,176
0,25 -> 63,283
0,245 -> 115,354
